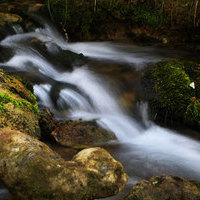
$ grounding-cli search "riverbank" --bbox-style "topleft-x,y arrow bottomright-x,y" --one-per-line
1,0 -> 200,52
44,0 -> 200,52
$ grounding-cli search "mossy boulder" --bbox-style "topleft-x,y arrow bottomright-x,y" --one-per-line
0,128 -> 128,200
51,119 -> 117,148
149,60 -> 200,127
125,174 -> 200,200
0,69 -> 40,138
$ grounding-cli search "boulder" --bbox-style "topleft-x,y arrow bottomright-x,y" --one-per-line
0,70 -> 40,138
0,128 -> 128,200
51,119 -> 117,148
147,59 -> 200,127
125,174 -> 200,200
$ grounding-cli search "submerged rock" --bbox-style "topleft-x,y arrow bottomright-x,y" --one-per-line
0,128 -> 128,200
51,119 -> 117,148
0,69 -> 40,138
147,60 -> 200,127
125,174 -> 200,200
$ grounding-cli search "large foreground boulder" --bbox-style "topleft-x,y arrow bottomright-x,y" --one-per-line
0,128 -> 128,200
0,70 -> 40,138
51,119 -> 117,148
125,175 -> 200,200
146,60 -> 200,127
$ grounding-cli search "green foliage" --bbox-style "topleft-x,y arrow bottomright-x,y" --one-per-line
121,3 -> 165,28
46,0 -> 69,28
45,0 -> 200,39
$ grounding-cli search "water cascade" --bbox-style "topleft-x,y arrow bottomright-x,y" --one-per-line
1,18 -> 200,199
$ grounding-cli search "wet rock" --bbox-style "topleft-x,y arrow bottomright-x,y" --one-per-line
0,69 -> 40,138
118,91 -> 136,109
125,174 -> 200,200
0,128 -> 128,200
147,60 -> 200,127
51,119 -> 117,148
39,108 -> 57,141
0,12 -> 22,26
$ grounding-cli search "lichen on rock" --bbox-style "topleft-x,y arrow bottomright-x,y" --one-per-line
0,128 -> 128,200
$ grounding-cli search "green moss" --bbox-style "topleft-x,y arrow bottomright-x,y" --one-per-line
0,104 -> 7,114
185,97 -> 200,126
151,60 -> 192,119
149,59 -> 200,127
0,91 -> 40,116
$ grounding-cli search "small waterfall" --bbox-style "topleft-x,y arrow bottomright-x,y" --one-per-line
33,67 -> 143,141
1,18 -> 200,182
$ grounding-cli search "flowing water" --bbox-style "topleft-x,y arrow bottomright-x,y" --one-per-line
0,18 -> 200,199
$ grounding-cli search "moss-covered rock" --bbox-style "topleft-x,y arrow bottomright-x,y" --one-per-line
149,59 -> 200,127
0,69 -> 40,138
0,128 -> 128,200
185,97 -> 200,126
51,119 -> 117,148
125,174 -> 200,200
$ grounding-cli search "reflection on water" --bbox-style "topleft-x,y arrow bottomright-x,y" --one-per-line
0,17 -> 200,200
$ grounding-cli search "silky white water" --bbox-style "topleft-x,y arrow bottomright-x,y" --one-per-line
1,20 -> 200,200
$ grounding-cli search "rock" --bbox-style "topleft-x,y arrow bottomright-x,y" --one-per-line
0,128 -> 128,200
0,69 -> 40,138
39,108 -> 57,141
73,147 -> 128,199
0,12 -> 22,26
125,174 -> 200,200
118,91 -> 136,109
51,119 -> 117,148
148,59 -> 200,127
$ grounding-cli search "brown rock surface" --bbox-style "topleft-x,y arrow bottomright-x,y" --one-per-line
0,128 -> 128,200
125,174 -> 200,200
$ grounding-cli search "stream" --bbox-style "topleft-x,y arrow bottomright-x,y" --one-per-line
0,18 -> 200,199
